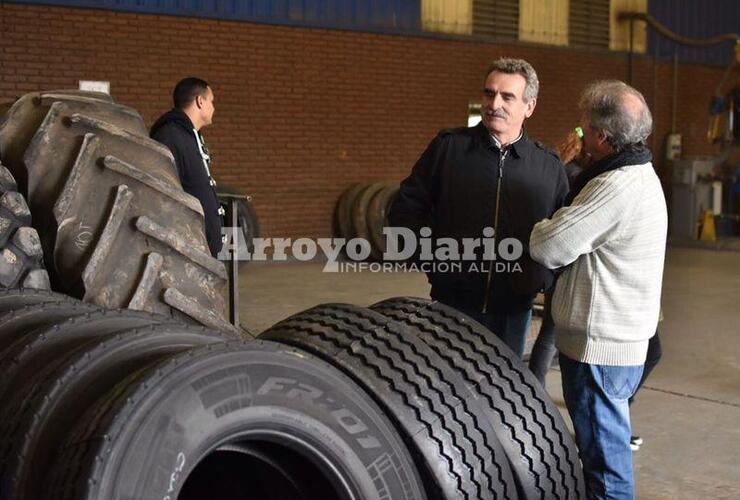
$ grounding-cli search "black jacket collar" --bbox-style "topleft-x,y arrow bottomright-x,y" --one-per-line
473,121 -> 531,159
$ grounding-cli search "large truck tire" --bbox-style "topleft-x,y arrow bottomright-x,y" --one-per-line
44,341 -> 425,500
236,196 -> 260,256
0,91 -> 230,331
0,287 -> 79,314
0,308 -> 175,402
336,182 -> 371,239
0,300 -> 99,356
262,303 -> 518,500
366,184 -> 399,260
0,323 -> 229,500
351,182 -> 387,246
0,163 -> 49,289
372,297 -> 586,500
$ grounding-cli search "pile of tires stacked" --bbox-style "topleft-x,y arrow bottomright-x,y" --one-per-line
0,92 -> 584,499
0,289 -> 584,499
336,182 -> 399,260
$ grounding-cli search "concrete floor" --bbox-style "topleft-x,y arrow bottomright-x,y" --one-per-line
237,246 -> 740,499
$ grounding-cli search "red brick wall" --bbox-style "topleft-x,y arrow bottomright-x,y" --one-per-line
0,3 -> 727,238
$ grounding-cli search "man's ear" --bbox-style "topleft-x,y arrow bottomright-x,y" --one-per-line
524,97 -> 537,118
194,95 -> 203,109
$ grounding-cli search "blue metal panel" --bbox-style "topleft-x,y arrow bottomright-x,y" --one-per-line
3,0 -> 422,33
647,0 -> 739,67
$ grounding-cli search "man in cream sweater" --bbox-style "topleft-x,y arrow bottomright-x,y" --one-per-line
530,81 -> 667,500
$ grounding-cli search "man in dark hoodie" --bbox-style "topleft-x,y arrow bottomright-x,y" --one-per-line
150,77 -> 224,257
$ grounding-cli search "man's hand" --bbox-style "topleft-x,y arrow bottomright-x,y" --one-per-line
556,129 -> 583,165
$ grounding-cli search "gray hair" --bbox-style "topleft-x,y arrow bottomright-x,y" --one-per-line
484,58 -> 539,103
579,80 -> 653,151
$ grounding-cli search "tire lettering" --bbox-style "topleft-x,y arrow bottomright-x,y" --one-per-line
257,377 -> 380,449
285,382 -> 322,400
331,408 -> 381,449
256,376 -> 294,396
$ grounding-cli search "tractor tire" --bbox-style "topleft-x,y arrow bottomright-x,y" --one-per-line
0,323 -> 229,500
0,163 -> 49,289
0,91 -> 230,331
371,297 -> 586,500
262,303 -> 518,500
45,341 -> 426,500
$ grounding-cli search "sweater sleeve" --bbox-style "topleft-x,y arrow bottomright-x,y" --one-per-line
529,171 -> 632,269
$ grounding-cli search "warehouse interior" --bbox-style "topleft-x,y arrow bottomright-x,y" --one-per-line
0,0 -> 738,499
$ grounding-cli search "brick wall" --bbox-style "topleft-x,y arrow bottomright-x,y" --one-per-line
0,3 -> 727,239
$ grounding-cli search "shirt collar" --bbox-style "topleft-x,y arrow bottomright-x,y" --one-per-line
476,122 -> 530,158
490,130 -> 523,149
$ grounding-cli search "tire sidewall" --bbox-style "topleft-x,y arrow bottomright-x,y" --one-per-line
94,344 -> 424,500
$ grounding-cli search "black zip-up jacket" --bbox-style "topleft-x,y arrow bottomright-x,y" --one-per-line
389,122 -> 569,313
150,109 -> 223,257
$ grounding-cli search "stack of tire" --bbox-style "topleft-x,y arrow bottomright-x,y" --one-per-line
0,288 -> 583,499
336,182 -> 399,260
0,92 -> 585,499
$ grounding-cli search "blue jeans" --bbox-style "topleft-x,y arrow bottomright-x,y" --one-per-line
436,297 -> 532,358
560,354 -> 644,500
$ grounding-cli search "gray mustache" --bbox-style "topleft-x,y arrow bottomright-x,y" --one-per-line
485,109 -> 508,119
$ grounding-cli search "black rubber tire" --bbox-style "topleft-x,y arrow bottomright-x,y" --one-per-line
0,91 -> 231,331
0,323 -> 229,500
0,163 -> 49,289
46,341 -> 426,500
336,182 -> 371,239
371,297 -> 586,500
0,300 -> 99,357
236,197 -> 260,255
366,184 -> 399,260
351,182 -> 387,247
261,303 -> 518,500
0,308 -> 175,402
0,287 -> 79,314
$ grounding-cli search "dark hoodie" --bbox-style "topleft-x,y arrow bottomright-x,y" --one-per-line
150,109 -> 223,256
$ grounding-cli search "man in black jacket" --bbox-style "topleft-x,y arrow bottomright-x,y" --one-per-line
151,77 -> 224,257
389,58 -> 569,357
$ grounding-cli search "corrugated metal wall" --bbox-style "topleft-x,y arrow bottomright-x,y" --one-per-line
647,0 -> 738,66
472,0 -> 519,39
2,0 -> 421,32
5,0 -> 738,66
421,0 -> 472,35
569,0 -> 610,48
519,0 -> 568,46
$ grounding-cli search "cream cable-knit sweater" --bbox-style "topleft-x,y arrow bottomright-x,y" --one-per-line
530,162 -> 667,366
